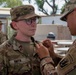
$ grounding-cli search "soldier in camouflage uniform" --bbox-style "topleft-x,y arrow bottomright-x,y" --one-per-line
0,5 -> 56,75
1,2 -> 76,75
38,0 -> 76,75
0,21 -> 8,44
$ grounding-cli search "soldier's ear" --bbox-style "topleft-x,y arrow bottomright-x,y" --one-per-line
10,21 -> 18,30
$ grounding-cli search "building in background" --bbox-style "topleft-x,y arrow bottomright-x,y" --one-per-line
0,8 -> 10,34
41,15 -> 67,26
34,24 -> 72,41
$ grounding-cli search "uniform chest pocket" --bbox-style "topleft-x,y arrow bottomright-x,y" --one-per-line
9,57 -> 31,74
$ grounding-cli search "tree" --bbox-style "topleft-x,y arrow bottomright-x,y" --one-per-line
0,0 -> 69,15
0,0 -> 22,8
45,0 -> 58,15
34,0 -> 58,15
23,0 -> 31,4
64,0 -> 70,3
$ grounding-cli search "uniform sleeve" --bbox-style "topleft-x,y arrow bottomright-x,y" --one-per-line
0,53 -> 5,75
0,45 -> 8,75
56,40 -> 76,75
52,53 -> 63,66
1,34 -> 8,44
40,57 -> 58,75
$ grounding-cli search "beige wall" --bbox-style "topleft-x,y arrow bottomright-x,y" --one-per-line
34,24 -> 72,41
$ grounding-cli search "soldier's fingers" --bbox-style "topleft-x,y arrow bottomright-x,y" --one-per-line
35,43 -> 40,48
36,42 -> 44,49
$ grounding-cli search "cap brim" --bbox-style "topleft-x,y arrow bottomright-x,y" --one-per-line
60,9 -> 74,21
24,13 -> 40,19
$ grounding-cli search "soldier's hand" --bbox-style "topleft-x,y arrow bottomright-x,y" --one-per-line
42,39 -> 56,59
35,42 -> 50,59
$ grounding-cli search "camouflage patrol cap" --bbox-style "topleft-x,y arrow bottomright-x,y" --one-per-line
10,5 -> 40,21
0,21 -> 3,25
60,0 -> 76,21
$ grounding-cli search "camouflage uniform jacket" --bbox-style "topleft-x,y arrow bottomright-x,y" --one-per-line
0,31 -> 8,44
56,39 -> 76,75
1,34 -> 76,75
41,39 -> 76,75
0,34 -> 56,75
0,35 -> 41,75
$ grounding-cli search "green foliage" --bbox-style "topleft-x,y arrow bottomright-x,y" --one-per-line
34,0 -> 58,15
0,0 -> 22,8
0,0 -> 5,5
0,0 -> 66,15
35,0 -> 44,8
61,4 -> 66,14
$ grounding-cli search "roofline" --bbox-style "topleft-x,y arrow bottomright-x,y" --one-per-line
0,8 -> 10,10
